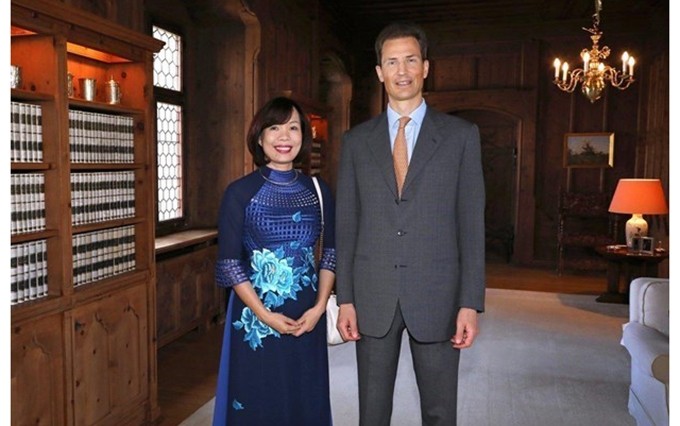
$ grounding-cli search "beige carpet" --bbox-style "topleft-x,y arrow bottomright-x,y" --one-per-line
181,288 -> 634,425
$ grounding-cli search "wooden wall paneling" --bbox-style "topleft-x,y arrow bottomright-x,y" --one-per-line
62,0 -> 145,32
641,53 -> 669,180
187,21 -> 249,227
156,255 -> 179,342
477,53 -> 521,88
242,7 -> 261,176
250,0 -> 321,105
319,51 -> 353,192
431,56 -> 476,91
639,50 -> 669,275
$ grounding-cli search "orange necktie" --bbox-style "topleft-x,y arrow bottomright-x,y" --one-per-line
393,116 -> 411,197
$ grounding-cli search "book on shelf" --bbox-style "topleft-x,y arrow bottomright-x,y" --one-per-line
72,225 -> 136,287
11,101 -> 43,163
69,109 -> 135,163
11,172 -> 46,235
71,171 -> 136,226
11,239 -> 48,305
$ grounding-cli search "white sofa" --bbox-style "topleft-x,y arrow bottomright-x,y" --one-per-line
621,277 -> 669,426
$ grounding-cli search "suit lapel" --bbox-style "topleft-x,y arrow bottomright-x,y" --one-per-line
365,114 -> 399,199
402,110 -> 441,194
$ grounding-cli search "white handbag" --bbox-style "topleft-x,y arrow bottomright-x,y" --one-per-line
325,294 -> 345,345
312,177 -> 346,346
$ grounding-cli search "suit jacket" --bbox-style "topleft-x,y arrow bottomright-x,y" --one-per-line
335,106 -> 486,342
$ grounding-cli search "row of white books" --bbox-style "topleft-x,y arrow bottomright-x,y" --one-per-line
11,239 -> 48,305
73,225 -> 136,287
11,173 -> 46,235
11,101 -> 43,163
69,109 -> 135,163
72,171 -> 136,226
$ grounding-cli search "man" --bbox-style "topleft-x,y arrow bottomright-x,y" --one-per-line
335,21 -> 486,426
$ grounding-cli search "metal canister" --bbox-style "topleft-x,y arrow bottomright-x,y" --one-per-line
79,78 -> 97,101
67,73 -> 74,97
105,77 -> 121,104
10,65 -> 21,89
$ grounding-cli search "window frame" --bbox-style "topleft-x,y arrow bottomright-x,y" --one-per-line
151,20 -> 188,236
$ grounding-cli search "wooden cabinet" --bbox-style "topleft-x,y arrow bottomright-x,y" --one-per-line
70,285 -> 149,426
10,0 -> 163,424
156,235 -> 223,348
11,313 -> 66,424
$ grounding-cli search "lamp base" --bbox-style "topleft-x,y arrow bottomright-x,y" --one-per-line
625,214 -> 648,248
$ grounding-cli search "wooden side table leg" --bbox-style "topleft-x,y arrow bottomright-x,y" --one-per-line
596,260 -> 627,303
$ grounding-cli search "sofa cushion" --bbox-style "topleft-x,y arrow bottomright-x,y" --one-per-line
629,278 -> 669,336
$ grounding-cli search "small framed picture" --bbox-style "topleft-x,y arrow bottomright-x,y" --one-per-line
563,132 -> 615,168
641,237 -> 655,254
630,236 -> 643,253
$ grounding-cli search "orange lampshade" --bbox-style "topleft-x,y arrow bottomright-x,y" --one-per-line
608,179 -> 669,214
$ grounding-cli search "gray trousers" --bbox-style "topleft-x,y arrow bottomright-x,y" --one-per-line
356,303 -> 461,426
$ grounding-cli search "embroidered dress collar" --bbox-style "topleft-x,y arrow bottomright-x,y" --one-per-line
260,167 -> 299,185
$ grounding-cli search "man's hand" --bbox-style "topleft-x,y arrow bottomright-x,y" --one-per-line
337,303 -> 361,341
451,307 -> 478,349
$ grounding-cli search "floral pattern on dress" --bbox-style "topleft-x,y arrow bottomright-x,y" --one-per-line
233,244 -> 319,351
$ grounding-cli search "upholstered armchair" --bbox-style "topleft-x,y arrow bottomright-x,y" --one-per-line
621,277 -> 669,426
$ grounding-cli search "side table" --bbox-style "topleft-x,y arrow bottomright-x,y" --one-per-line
594,245 -> 669,303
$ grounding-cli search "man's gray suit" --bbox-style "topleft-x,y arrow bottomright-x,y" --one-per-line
335,106 -> 486,424
336,107 -> 485,337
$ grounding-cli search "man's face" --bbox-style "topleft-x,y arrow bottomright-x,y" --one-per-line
375,36 -> 429,104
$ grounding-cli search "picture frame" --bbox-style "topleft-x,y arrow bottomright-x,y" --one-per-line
563,132 -> 614,168
630,236 -> 643,253
641,237 -> 655,255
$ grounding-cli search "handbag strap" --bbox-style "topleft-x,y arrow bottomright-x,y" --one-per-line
312,177 -> 324,261
312,176 -> 324,225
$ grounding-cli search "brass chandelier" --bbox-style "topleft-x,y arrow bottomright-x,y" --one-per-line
552,0 -> 635,103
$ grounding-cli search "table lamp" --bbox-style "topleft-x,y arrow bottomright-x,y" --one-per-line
608,178 -> 668,248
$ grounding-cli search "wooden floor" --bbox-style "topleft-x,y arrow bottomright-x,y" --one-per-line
155,262 -> 608,425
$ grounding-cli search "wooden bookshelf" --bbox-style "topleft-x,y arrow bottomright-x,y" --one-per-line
10,0 -> 164,424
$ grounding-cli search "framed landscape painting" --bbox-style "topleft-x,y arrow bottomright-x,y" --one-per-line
563,132 -> 615,168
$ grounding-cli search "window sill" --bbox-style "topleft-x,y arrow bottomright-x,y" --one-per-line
155,228 -> 217,255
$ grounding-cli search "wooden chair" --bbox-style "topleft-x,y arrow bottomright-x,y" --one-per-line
557,191 -> 617,275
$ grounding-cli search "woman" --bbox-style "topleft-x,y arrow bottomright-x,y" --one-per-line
212,97 -> 335,425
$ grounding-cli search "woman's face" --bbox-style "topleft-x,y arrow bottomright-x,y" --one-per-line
259,108 -> 303,171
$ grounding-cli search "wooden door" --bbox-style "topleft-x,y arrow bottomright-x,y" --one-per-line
12,314 -> 66,425
453,110 -> 518,262
70,285 -> 149,426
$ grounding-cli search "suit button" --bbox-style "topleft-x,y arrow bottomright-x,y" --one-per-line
397,230 -> 406,236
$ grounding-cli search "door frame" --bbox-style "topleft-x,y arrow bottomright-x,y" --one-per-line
424,89 -> 537,265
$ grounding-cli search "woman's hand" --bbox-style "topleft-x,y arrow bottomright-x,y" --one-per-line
292,303 -> 326,336
232,282 -> 301,336
260,311 -> 302,336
